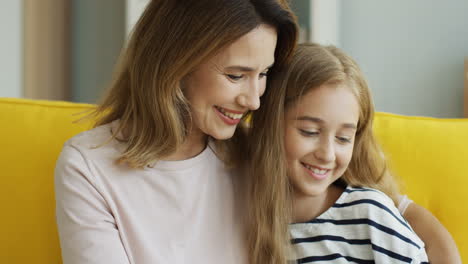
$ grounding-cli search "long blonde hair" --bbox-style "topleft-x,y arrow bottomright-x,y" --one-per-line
284,43 -> 398,199
92,0 -> 297,169
248,43 -> 400,263
91,0 -> 298,263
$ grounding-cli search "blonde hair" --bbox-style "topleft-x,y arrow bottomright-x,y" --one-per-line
92,0 -> 297,169
248,43 -> 400,263
283,43 -> 398,199
90,0 -> 298,263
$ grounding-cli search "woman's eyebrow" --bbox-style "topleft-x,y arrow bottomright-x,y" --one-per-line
225,65 -> 255,72
224,63 -> 274,72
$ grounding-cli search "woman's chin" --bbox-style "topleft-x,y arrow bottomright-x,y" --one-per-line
208,128 -> 237,141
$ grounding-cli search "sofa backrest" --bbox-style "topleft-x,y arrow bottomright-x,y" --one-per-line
373,112 -> 468,261
1,98 -> 467,262
0,98 -> 94,263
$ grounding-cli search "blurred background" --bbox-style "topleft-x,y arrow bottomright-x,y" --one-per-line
1,0 -> 467,118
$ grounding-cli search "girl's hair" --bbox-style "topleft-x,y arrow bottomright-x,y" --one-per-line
284,43 -> 398,198
248,43 -> 399,263
91,0 -> 298,263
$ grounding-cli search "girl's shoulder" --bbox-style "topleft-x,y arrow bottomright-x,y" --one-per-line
340,186 -> 394,205
290,186 -> 428,263
334,186 -> 425,243
335,186 -> 399,219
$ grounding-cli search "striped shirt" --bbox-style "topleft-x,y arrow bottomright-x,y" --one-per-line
289,186 -> 428,264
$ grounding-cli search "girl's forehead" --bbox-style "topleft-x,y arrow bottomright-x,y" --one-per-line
286,83 -> 360,124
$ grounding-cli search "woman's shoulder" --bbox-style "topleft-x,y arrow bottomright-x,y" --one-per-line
58,120 -> 125,167
65,120 -> 120,150
56,120 -> 128,183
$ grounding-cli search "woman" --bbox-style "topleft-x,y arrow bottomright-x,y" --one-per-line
55,0 -> 297,263
55,1 -> 458,263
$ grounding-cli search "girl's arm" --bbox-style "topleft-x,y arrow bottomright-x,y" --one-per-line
403,202 -> 462,264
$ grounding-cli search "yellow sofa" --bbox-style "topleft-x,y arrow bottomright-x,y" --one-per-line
1,98 -> 467,263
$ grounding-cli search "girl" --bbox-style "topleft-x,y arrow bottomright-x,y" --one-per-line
283,43 -> 428,263
247,43 -> 459,263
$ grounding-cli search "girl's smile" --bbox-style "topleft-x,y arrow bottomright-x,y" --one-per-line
300,162 -> 332,180
284,82 -> 359,200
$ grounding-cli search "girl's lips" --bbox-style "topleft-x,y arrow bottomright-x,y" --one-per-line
213,106 -> 242,125
301,162 -> 330,181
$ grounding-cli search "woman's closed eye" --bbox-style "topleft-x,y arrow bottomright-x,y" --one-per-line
259,70 -> 269,79
226,71 -> 268,81
226,74 -> 243,81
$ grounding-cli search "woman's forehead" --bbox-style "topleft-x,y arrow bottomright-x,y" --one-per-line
211,24 -> 277,70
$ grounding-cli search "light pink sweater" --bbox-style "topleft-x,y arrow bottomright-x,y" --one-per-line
55,121 -> 247,264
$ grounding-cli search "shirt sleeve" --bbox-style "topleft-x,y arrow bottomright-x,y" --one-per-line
360,190 -> 428,263
412,247 -> 430,264
55,145 -> 130,264
397,194 -> 413,215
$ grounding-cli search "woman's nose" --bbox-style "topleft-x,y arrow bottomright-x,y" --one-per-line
237,80 -> 262,110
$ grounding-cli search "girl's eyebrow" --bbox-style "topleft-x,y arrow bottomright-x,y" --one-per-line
296,116 -> 357,130
342,123 -> 357,129
296,116 -> 323,123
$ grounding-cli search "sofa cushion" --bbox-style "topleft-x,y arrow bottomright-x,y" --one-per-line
0,98 -> 94,263
1,98 -> 467,262
374,112 -> 468,260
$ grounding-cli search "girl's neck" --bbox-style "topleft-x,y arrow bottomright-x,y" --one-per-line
292,184 -> 344,223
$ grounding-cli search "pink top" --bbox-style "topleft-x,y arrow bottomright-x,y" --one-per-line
55,121 -> 247,264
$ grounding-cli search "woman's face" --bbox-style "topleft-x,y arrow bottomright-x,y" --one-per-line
284,83 -> 359,200
183,24 -> 277,140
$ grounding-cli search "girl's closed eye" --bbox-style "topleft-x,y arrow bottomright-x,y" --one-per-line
336,136 -> 352,144
299,129 -> 319,137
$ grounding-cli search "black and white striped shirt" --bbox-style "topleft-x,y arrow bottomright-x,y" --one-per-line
289,186 -> 428,264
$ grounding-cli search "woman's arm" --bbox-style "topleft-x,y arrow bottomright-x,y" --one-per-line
403,202 -> 462,264
55,145 -> 130,264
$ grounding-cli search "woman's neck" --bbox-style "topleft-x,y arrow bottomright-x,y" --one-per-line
162,129 -> 208,161
292,184 -> 344,223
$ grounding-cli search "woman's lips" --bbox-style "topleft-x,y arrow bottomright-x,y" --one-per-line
213,106 -> 243,125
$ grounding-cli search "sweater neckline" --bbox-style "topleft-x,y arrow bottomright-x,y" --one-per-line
145,144 -> 214,171
109,119 -> 216,171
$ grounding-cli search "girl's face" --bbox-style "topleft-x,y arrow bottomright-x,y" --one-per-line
183,24 -> 277,141
284,83 -> 359,200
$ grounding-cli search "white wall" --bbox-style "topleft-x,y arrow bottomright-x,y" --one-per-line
71,0 -> 126,103
340,0 -> 468,118
0,1 -> 22,98
310,0 -> 340,46
126,0 -> 150,36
